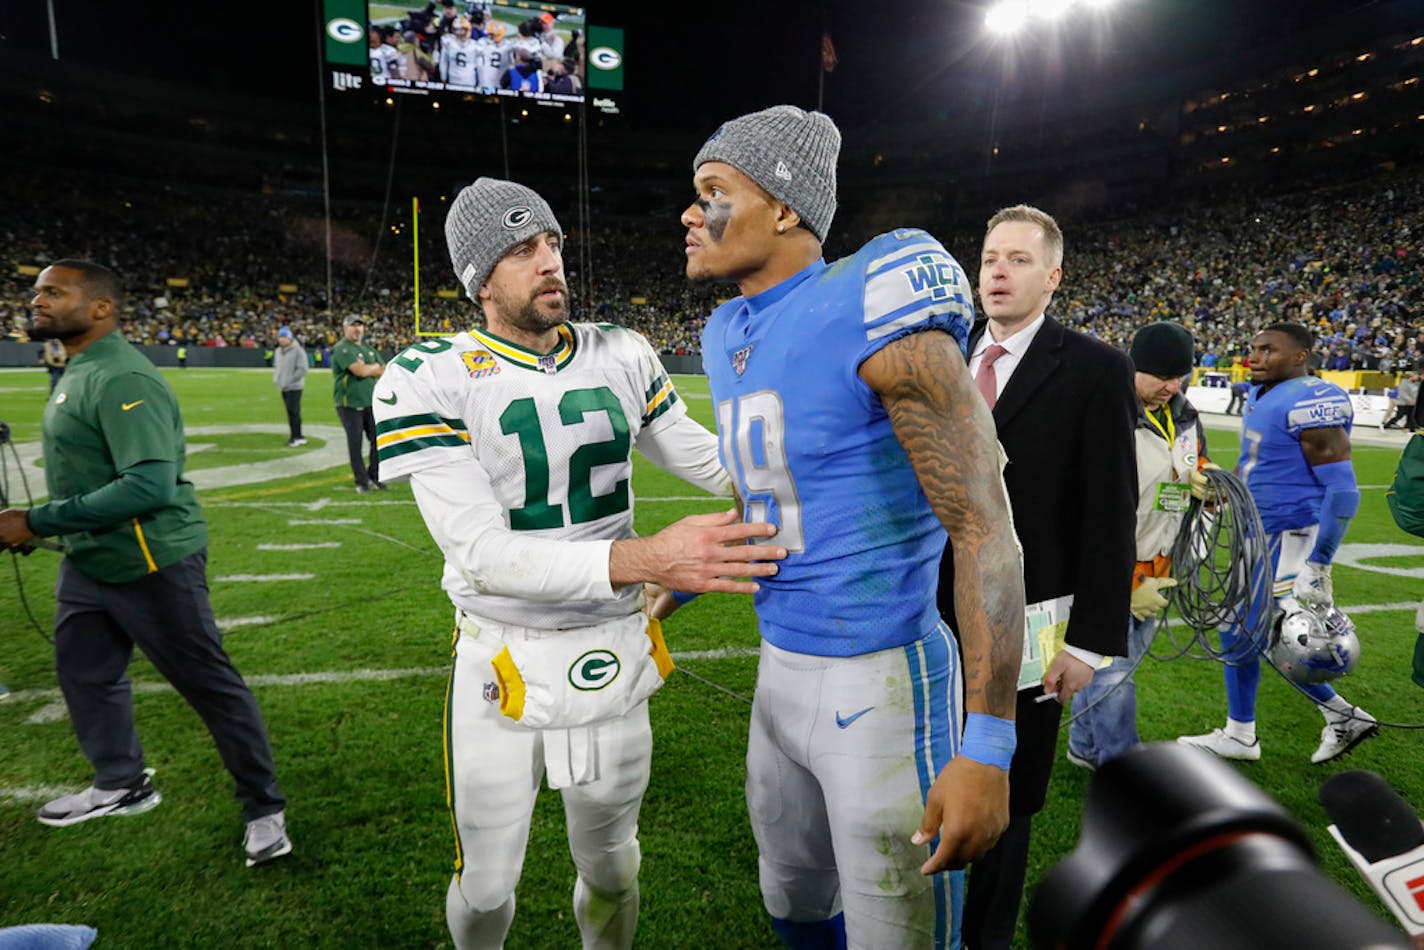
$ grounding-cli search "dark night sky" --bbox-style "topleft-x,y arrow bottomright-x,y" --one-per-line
3,0 -> 1421,133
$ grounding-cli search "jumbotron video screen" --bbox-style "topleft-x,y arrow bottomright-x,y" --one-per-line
323,1 -> 592,106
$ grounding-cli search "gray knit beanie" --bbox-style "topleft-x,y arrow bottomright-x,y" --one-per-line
693,105 -> 840,243
445,178 -> 562,299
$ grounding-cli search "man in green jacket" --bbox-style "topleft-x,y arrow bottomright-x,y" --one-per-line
0,260 -> 290,867
332,314 -> 386,492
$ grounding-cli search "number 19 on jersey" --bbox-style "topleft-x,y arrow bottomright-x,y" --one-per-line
718,391 -> 805,553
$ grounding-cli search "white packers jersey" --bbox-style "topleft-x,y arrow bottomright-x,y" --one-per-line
475,38 -> 511,89
442,36 -> 479,87
370,44 -> 400,82
373,322 -> 686,628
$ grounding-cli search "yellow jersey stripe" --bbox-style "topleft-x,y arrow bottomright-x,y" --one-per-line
375,424 -> 471,449
645,380 -> 674,414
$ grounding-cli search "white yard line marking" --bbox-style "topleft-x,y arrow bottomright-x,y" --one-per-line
1,786 -> 82,805
673,647 -> 760,661
288,518 -> 362,525
17,592 -> 1415,732
216,616 -> 278,632
215,496 -> 724,508
11,424 -> 352,502
215,574 -> 315,582
1338,602 -> 1419,615
0,648 -> 762,727
257,542 -> 342,551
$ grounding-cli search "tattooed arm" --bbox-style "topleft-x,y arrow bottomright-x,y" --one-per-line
859,327 -> 1026,872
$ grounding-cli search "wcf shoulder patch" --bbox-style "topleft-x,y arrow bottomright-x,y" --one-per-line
902,252 -> 960,302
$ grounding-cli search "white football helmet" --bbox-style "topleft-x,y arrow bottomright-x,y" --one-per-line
1268,596 -> 1360,685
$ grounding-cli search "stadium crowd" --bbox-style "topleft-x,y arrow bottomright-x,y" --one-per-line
3,164 -> 1421,373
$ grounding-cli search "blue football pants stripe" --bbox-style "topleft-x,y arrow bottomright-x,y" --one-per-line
905,621 -> 963,949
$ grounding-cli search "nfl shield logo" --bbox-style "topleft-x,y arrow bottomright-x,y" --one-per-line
537,354 -> 559,374
483,681 -> 500,703
731,345 -> 753,376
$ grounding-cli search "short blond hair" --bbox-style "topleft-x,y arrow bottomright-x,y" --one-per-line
985,204 -> 1063,269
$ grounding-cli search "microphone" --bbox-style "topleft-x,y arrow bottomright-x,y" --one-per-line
1321,770 -> 1424,940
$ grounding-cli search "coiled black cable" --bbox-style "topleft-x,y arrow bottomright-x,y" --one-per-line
1157,466 -> 1274,664
0,426 -> 54,644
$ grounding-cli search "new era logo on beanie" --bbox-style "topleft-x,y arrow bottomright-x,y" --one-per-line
446,178 -> 562,300
694,105 -> 841,243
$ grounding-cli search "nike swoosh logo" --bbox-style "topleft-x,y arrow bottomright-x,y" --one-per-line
377,393 -> 397,405
835,707 -> 874,729
121,400 -> 144,411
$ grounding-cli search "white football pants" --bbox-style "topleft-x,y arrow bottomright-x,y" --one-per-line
444,613 -> 651,950
746,621 -> 965,949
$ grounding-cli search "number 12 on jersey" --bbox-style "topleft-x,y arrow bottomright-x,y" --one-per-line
717,391 -> 805,552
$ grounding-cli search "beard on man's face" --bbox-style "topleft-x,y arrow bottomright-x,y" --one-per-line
28,319 -> 83,341
498,278 -> 570,332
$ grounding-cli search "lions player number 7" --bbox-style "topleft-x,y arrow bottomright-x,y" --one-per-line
717,391 -> 805,552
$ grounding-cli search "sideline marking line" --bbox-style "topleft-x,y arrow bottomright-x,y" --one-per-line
216,616 -> 278,632
215,573 -> 315,582
1,649 -> 764,725
257,542 -> 342,551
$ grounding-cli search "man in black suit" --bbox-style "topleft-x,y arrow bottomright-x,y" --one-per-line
938,204 -> 1138,949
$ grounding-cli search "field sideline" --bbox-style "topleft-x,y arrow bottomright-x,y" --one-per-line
1,366 -> 1421,948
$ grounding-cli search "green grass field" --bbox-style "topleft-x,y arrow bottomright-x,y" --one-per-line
1,366 -> 1420,947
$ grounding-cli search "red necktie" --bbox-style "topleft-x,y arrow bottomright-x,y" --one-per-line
976,344 -> 1009,409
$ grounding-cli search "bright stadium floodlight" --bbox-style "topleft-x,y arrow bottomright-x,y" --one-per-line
986,0 -> 1031,36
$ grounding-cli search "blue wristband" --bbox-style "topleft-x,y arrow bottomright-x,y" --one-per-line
960,713 -> 1017,771
670,590 -> 699,606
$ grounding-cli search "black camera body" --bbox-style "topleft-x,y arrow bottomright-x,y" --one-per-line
1028,743 -> 1408,949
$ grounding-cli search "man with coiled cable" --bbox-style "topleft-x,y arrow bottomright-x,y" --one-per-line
1067,322 -> 1213,770
1179,322 -> 1380,764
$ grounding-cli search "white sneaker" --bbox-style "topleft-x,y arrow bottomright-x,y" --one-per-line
1177,728 -> 1261,761
1065,748 -> 1097,771
37,769 -> 161,827
1311,708 -> 1380,764
244,810 -> 292,867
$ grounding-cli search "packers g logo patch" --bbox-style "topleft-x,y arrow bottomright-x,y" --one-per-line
502,207 -> 533,229
569,650 -> 620,691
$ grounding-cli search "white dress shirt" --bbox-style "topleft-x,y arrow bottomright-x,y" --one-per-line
969,313 -> 1045,403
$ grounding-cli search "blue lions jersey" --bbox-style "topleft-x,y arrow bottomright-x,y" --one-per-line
1241,375 -> 1354,533
702,229 -> 974,657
